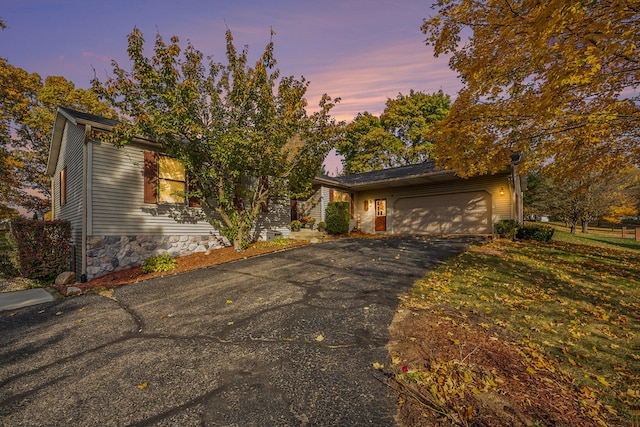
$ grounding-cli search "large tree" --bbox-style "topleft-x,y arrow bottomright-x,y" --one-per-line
526,167 -> 639,233
0,58 -> 116,212
338,90 -> 450,174
422,1 -> 639,178
92,28 -> 341,250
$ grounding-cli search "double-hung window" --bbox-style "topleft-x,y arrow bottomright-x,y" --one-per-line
144,151 -> 198,206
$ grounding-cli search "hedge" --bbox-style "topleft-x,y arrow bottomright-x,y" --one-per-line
11,220 -> 71,280
494,219 -> 519,240
516,225 -> 555,242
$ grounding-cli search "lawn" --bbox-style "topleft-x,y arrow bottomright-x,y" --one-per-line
390,230 -> 639,426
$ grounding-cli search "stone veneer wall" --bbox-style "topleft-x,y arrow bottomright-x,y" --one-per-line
86,234 -> 228,281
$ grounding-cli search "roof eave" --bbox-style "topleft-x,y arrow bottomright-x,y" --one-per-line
46,110 -> 68,176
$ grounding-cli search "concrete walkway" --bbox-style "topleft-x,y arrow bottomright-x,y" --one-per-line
0,288 -> 53,311
0,236 -> 480,426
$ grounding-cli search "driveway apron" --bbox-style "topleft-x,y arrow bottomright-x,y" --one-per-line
0,236 -> 480,426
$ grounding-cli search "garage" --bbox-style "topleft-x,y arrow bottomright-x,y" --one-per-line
393,191 -> 492,235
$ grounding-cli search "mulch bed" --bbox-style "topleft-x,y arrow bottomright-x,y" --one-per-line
55,240 -> 308,293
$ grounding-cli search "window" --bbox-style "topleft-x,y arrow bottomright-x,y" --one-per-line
330,189 -> 350,202
158,156 -> 186,203
144,151 -> 199,206
329,189 -> 354,218
60,166 -> 67,206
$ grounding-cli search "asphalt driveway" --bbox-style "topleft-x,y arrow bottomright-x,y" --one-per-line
0,236 -> 480,426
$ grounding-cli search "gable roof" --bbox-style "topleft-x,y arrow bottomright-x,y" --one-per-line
46,107 -> 155,176
57,106 -> 120,128
313,161 -> 464,191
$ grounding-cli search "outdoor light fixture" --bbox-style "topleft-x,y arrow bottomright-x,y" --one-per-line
500,187 -> 505,196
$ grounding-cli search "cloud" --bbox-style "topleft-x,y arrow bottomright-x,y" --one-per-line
303,39 -> 460,122
81,51 -> 110,62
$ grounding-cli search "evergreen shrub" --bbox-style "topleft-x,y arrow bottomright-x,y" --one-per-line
516,225 -> 555,242
325,202 -> 350,235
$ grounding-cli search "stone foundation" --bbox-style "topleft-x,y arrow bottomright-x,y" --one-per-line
86,234 -> 228,281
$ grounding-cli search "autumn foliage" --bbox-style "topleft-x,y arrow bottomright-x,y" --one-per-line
392,238 -> 639,425
422,1 -> 639,178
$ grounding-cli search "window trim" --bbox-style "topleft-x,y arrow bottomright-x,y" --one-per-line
144,151 -> 200,207
60,166 -> 67,206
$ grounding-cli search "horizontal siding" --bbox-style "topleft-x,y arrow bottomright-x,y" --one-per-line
351,174 -> 513,234
90,141 -> 217,236
54,122 -> 85,274
253,203 -> 291,240
90,141 -> 288,237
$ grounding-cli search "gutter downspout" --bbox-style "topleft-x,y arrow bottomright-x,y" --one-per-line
511,161 -> 523,224
81,125 -> 91,282
50,179 -> 55,219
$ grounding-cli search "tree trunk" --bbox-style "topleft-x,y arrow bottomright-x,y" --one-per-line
233,227 -> 244,251
581,220 -> 588,234
570,223 -> 576,234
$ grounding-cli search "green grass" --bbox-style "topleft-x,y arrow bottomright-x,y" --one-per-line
402,234 -> 639,425
553,228 -> 640,251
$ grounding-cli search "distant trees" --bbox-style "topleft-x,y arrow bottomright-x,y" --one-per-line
526,168 -> 639,233
0,58 -> 116,213
337,90 -> 450,174
93,28 -> 342,250
422,1 -> 639,179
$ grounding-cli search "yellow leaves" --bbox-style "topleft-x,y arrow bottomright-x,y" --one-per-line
315,334 -> 324,342
97,288 -> 115,300
137,382 -> 148,389
595,376 -> 611,387
225,299 -> 233,305
626,388 -> 640,399
372,362 -> 384,370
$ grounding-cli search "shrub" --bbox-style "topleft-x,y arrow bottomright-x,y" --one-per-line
516,225 -> 555,242
290,220 -> 302,231
494,219 -> 519,240
325,202 -> 350,235
0,252 -> 19,278
11,220 -> 71,281
141,253 -> 177,273
317,221 -> 327,231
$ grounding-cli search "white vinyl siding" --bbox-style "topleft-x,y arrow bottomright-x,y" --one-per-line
53,122 -> 85,272
89,140 -> 289,238
90,141 -> 216,236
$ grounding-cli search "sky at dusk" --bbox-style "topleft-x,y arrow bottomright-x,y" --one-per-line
0,0 -> 461,173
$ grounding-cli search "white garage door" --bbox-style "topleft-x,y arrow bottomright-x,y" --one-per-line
394,191 -> 492,234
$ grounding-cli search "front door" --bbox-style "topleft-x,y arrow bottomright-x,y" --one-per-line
375,199 -> 387,231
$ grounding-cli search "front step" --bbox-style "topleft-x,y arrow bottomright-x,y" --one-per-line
289,229 -> 328,241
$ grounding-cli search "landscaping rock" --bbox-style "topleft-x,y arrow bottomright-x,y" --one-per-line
55,271 -> 76,286
65,286 -> 82,295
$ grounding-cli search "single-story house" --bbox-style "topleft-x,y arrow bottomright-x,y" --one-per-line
47,107 -> 290,282
301,157 -> 524,235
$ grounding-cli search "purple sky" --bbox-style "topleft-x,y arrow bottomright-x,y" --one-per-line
1,0 -> 461,173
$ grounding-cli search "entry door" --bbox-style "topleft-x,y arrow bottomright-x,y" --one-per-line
375,199 -> 387,231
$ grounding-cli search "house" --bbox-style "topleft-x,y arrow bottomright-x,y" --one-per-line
46,107 -> 290,282
302,157 -> 524,235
